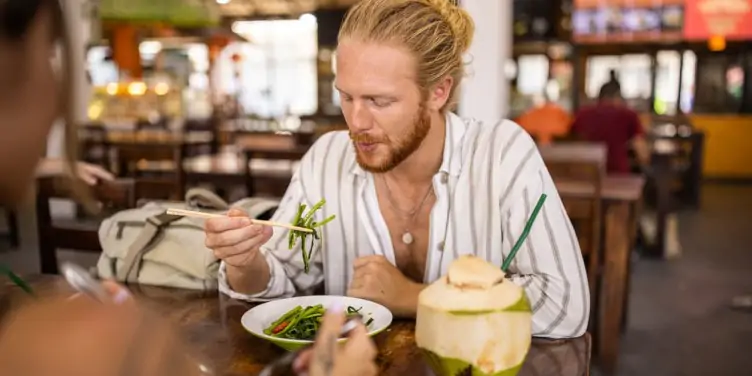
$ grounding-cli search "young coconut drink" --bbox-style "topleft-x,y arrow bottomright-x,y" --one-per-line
415,255 -> 532,376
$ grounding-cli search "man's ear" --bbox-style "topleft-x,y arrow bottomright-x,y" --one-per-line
426,76 -> 454,112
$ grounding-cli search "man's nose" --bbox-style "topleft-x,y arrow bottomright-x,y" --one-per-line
347,101 -> 373,132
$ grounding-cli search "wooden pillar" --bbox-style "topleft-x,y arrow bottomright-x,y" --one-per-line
111,25 -> 142,79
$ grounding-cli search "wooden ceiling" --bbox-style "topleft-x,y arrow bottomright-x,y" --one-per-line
217,0 -> 360,17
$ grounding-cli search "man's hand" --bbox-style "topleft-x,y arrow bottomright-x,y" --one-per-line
346,255 -> 425,317
204,208 -> 272,268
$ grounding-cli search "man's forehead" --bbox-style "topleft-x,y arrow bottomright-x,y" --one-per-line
336,40 -> 417,86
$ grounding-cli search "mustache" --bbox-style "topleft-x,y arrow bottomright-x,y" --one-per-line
349,132 -> 386,143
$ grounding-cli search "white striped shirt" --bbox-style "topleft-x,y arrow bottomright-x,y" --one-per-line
219,113 -> 590,338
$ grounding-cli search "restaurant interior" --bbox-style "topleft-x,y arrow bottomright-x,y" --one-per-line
0,0 -> 750,375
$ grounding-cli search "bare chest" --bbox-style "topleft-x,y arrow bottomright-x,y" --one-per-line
374,183 -> 436,283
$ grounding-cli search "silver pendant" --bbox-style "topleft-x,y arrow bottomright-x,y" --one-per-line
402,232 -> 414,245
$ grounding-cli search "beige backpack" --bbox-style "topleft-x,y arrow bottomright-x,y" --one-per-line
96,189 -> 278,290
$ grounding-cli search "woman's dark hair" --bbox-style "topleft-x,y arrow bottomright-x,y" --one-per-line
0,0 -> 62,41
0,0 -> 96,212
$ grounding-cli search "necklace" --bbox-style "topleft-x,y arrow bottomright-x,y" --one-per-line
382,176 -> 433,245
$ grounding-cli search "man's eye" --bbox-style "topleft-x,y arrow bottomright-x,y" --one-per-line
371,98 -> 391,108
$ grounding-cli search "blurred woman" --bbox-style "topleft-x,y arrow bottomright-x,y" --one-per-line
0,1 -> 377,375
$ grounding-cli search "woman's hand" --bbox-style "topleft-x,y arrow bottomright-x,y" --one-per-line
36,158 -> 114,185
0,281 -> 200,376
293,303 -> 378,376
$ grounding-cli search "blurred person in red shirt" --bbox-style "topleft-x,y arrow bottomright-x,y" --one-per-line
571,82 -> 650,173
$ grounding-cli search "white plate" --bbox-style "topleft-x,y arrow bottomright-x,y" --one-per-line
241,295 -> 393,351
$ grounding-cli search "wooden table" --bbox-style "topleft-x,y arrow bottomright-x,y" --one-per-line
539,142 -> 607,168
1,276 -> 591,376
557,174 -> 645,375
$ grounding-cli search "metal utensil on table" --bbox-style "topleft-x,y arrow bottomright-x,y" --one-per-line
61,262 -> 110,303
259,315 -> 363,376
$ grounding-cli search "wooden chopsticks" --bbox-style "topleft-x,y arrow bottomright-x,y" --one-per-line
165,208 -> 314,233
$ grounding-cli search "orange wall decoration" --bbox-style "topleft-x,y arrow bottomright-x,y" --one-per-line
111,25 -> 142,79
684,0 -> 752,40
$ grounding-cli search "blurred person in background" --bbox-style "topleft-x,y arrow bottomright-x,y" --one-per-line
571,82 -> 650,173
601,69 -> 621,97
0,0 -> 376,374
515,93 -> 572,145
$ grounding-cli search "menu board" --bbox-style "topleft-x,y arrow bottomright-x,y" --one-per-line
573,0 -> 685,43
684,0 -> 752,40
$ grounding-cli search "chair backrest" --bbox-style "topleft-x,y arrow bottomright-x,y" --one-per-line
36,177 -> 136,274
544,156 -> 604,300
113,142 -> 186,201
241,142 -> 307,198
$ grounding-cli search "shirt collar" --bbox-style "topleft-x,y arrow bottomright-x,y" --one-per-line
349,112 -> 467,178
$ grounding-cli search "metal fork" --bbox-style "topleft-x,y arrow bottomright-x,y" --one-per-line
258,316 -> 362,376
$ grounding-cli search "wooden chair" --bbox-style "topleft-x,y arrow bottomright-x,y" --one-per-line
546,159 -> 604,306
0,208 -> 19,249
183,117 -> 219,156
36,177 -> 136,274
237,133 -> 307,198
243,147 -> 306,198
114,143 -> 185,201
79,122 -> 111,170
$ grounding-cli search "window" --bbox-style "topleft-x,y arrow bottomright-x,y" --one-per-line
654,50 -> 681,115
221,18 -> 318,118
680,50 -> 696,114
585,54 -> 652,111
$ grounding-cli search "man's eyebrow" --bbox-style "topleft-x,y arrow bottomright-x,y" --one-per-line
334,86 -> 396,99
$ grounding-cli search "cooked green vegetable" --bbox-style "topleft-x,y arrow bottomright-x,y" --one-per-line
287,199 -> 336,273
264,304 -> 374,340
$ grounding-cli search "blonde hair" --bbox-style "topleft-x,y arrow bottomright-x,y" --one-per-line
338,0 -> 474,111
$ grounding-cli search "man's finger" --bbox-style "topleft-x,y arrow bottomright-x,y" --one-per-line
226,208 -> 248,218
204,216 -> 252,233
205,224 -> 264,248
211,235 -> 265,259
353,255 -> 387,269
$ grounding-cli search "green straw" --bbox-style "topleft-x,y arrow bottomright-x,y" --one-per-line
501,193 -> 548,272
0,264 -> 35,296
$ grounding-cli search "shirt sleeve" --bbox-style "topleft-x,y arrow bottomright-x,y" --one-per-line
218,161 -> 325,302
501,163 -> 591,339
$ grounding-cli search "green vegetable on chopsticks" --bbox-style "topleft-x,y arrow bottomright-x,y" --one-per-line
288,199 -> 336,273
264,304 -> 373,340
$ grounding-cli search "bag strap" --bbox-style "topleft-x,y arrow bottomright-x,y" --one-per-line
116,212 -> 184,283
185,188 -> 229,210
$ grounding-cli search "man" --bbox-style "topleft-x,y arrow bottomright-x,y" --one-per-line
205,0 -> 589,339
571,83 -> 650,173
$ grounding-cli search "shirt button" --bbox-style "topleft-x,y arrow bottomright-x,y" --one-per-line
437,241 -> 445,252
440,173 -> 448,184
